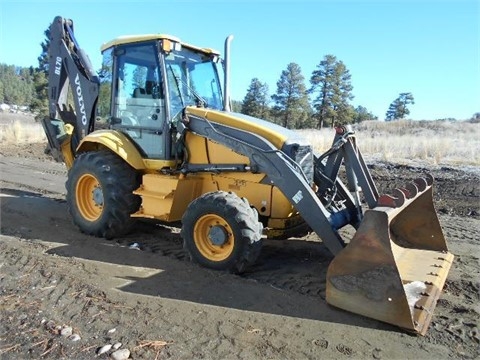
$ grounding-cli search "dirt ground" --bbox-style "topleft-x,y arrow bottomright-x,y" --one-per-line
0,139 -> 479,359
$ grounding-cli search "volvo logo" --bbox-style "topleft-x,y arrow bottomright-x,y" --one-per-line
74,74 -> 87,126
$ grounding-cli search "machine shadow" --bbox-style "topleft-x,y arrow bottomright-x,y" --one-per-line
0,187 -> 395,333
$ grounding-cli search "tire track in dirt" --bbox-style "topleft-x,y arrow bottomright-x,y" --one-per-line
110,225 -> 333,300
1,184 -> 478,324
1,151 -> 480,358
0,185 -> 333,312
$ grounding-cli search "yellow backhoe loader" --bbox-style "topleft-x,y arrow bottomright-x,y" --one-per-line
42,16 -> 453,335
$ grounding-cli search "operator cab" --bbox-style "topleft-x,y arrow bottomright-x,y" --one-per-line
100,35 -> 224,160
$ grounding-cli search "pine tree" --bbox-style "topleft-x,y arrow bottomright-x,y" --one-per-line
0,64 -> 33,105
241,78 -> 270,119
231,100 -> 242,113
353,105 -> 377,123
310,55 -> 354,128
38,28 -> 50,73
385,92 -> 415,121
31,25 -> 52,120
97,53 -> 114,119
30,70 -> 48,117
271,63 -> 311,129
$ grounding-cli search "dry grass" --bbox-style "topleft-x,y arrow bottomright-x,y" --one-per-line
1,112 -> 478,167
0,112 -> 46,144
297,120 -> 480,167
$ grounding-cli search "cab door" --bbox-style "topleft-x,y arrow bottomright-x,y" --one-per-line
110,42 -> 168,159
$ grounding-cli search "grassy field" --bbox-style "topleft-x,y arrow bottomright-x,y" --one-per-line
1,112 -> 479,167
0,112 -> 46,144
298,120 -> 480,167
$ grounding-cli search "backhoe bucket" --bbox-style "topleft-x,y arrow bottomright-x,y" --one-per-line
326,174 -> 454,335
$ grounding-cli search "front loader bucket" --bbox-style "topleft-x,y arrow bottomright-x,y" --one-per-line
326,174 -> 454,335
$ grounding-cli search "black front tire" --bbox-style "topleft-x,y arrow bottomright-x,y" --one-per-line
66,150 -> 141,239
181,191 -> 263,274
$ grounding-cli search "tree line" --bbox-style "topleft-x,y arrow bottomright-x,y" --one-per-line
0,27 -> 49,119
0,64 -> 47,115
0,27 -> 424,126
238,57 -> 423,128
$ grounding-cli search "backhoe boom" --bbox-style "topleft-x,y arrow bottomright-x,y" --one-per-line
42,16 -> 99,160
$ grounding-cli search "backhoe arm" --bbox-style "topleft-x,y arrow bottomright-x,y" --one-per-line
42,16 -> 100,161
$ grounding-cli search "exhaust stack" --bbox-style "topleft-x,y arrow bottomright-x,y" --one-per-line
223,35 -> 234,112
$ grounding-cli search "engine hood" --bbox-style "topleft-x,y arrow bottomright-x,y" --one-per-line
185,107 -> 310,150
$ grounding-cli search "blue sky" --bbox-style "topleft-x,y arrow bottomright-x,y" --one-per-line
0,0 -> 478,120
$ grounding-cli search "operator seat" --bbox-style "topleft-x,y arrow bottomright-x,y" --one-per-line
133,87 -> 149,98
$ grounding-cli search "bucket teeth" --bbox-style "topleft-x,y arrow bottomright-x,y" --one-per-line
377,174 -> 434,208
414,177 -> 428,191
392,189 -> 406,206
405,183 -> 418,198
424,173 -> 434,185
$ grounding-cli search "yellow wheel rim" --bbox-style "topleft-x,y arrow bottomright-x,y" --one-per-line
76,173 -> 103,221
193,214 -> 234,261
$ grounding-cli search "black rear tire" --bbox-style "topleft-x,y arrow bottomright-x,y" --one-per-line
181,191 -> 263,274
66,150 -> 141,239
